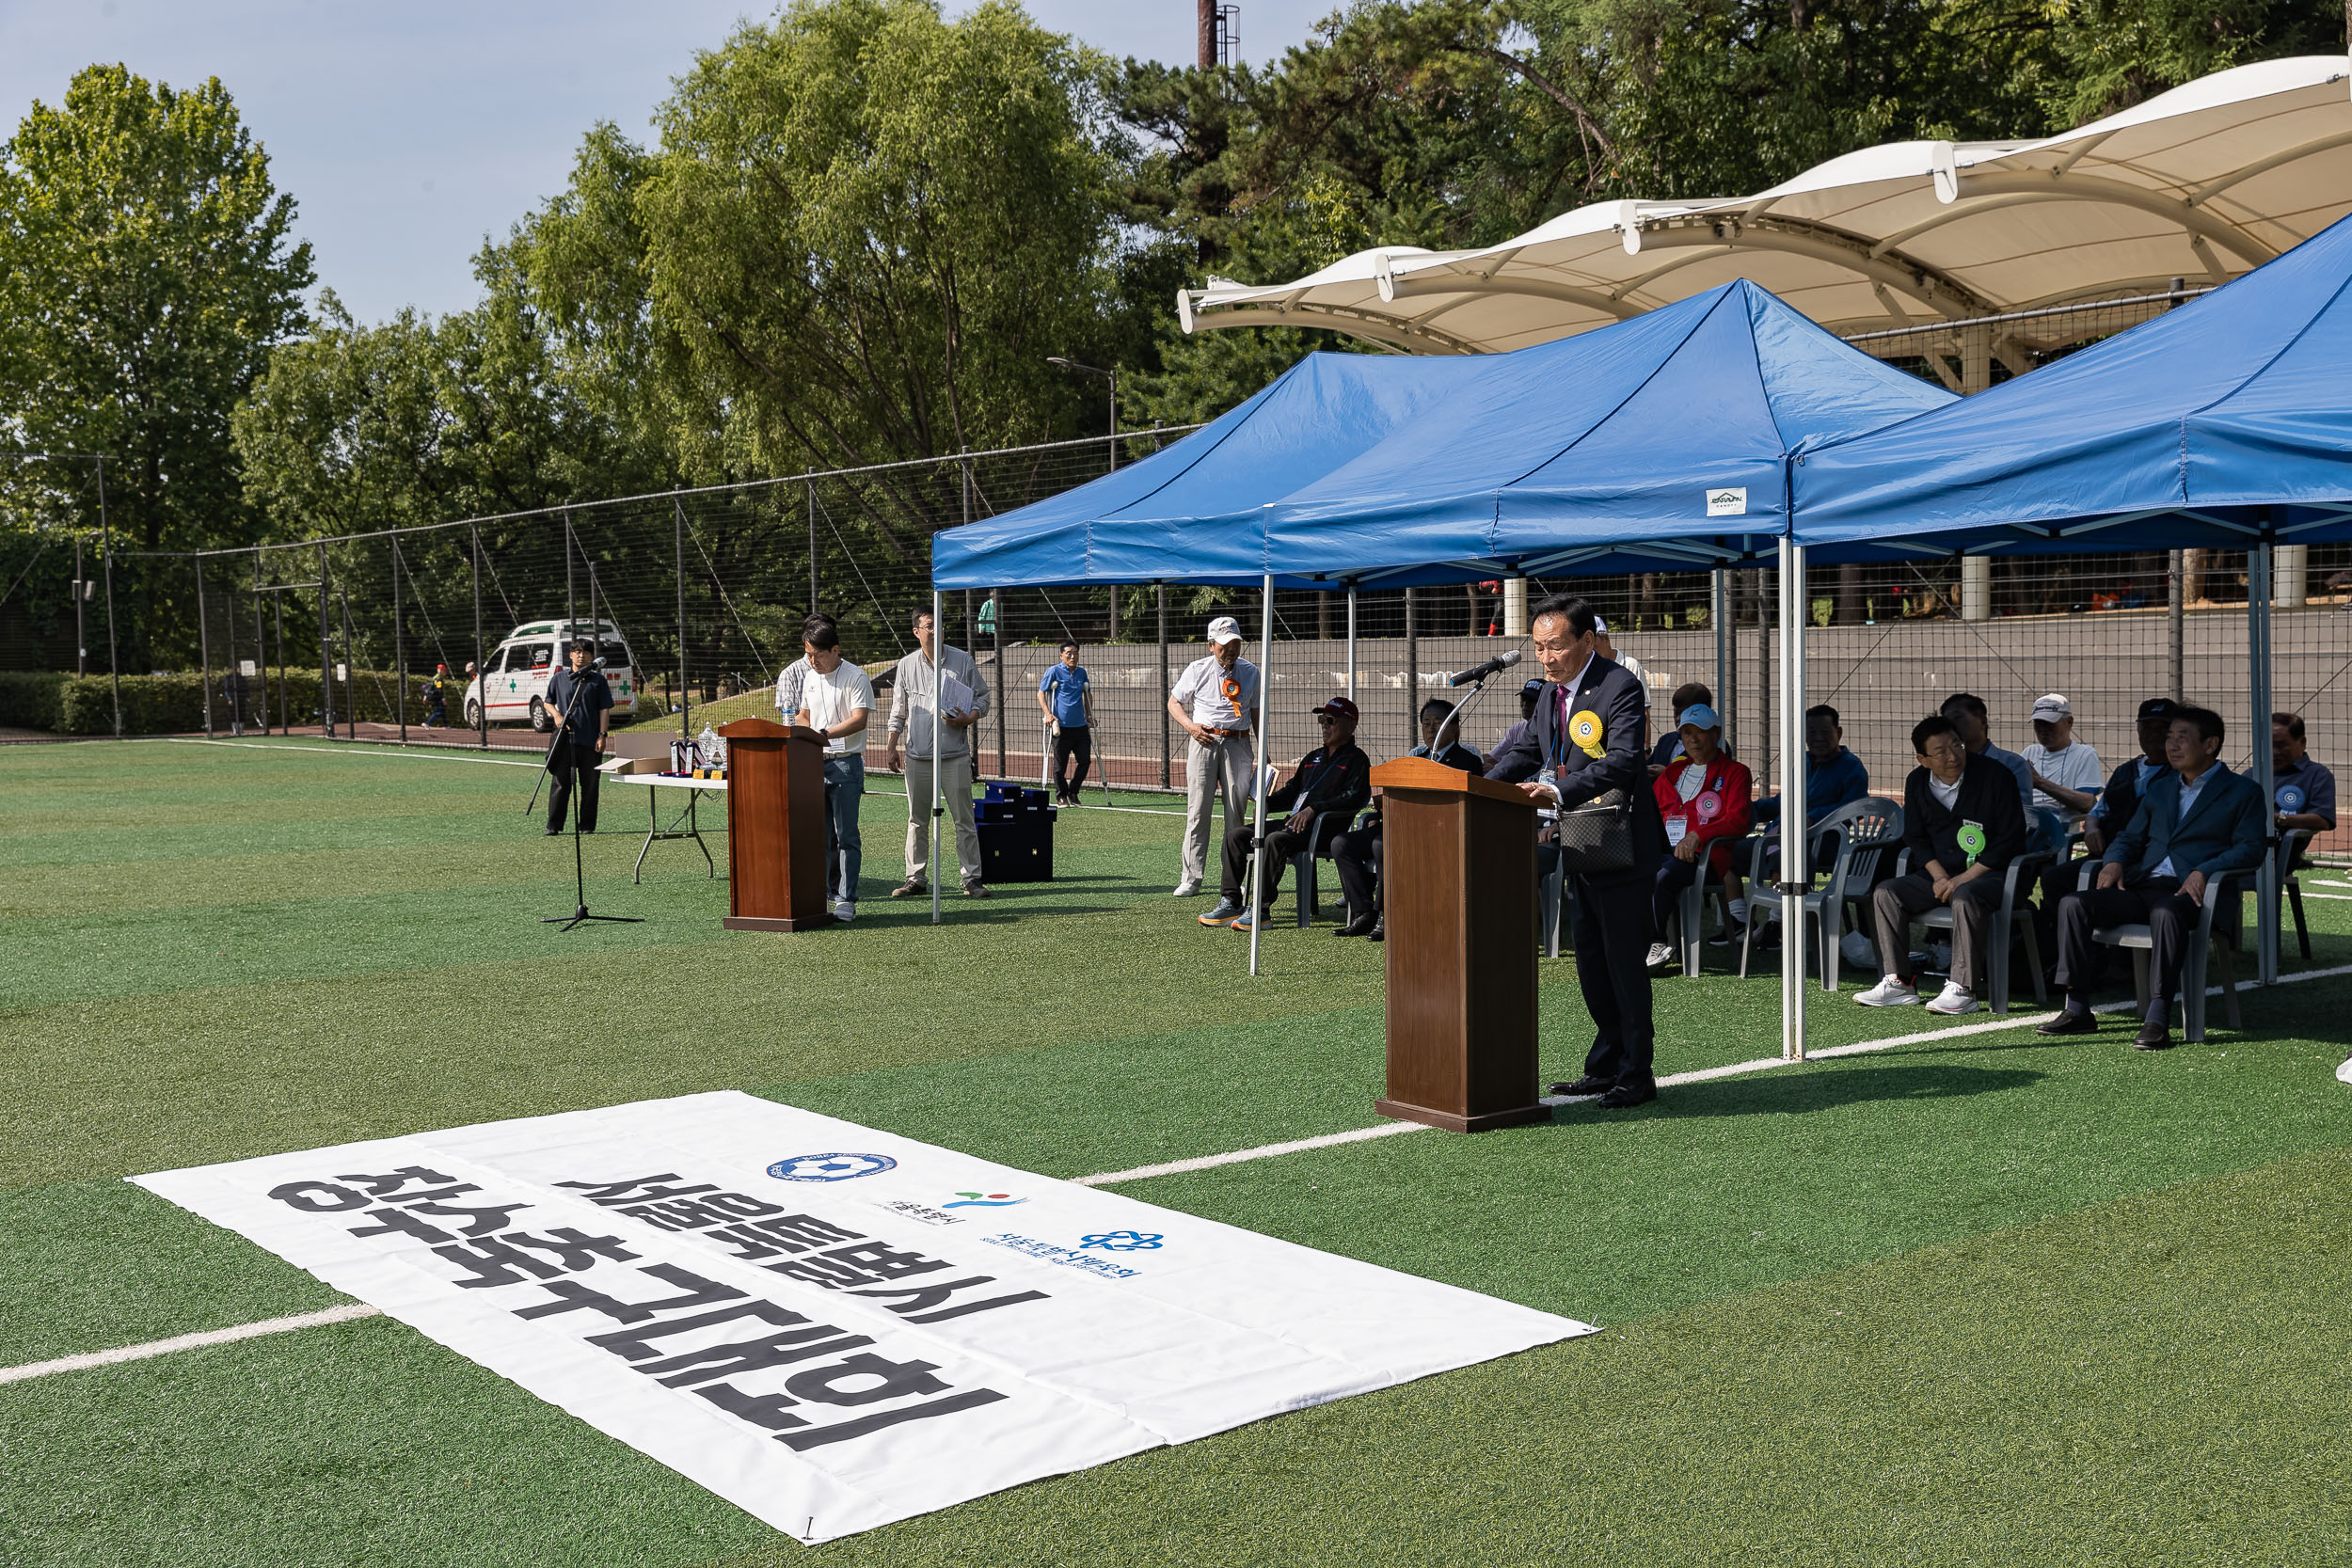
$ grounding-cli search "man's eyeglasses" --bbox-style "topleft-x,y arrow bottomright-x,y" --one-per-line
1314,714 -> 1341,724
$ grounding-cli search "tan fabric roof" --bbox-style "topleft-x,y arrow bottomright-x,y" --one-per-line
1179,55 -> 2352,354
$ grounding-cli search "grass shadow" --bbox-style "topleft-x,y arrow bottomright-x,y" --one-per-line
1582,1062 -> 2046,1122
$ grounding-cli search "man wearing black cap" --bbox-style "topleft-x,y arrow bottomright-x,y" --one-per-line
1487,594 -> 1667,1109
1200,697 -> 1371,931
1333,698 -> 1485,940
542,639 -> 612,835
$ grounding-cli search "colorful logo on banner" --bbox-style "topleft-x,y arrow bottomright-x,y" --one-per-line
1693,791 -> 1724,823
943,1192 -> 1027,1210
2278,784 -> 2307,813
1079,1230 -> 1165,1252
767,1152 -> 898,1182
1957,822 -> 1986,865
1569,709 -> 1605,758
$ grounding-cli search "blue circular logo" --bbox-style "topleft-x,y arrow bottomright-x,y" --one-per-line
2277,784 -> 2306,813
767,1153 -> 898,1183
1078,1230 -> 1165,1252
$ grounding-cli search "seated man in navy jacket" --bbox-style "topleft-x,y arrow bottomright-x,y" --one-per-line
2038,705 -> 2265,1050
1857,713 -> 2026,1016
1200,697 -> 1372,932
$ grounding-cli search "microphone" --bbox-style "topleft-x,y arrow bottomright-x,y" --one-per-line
1446,649 -> 1521,687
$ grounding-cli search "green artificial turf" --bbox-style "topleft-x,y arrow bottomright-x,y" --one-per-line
4,736 -> 2351,1566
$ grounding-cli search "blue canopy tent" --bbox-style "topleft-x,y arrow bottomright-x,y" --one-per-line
1792,210 -> 2352,990
935,281 -> 1954,1011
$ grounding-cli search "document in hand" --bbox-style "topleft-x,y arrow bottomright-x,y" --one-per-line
938,668 -> 974,717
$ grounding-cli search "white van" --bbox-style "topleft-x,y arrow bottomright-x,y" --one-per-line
462,618 -> 640,730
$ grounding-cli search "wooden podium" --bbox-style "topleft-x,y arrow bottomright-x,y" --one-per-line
719,719 -> 832,932
1370,757 -> 1548,1132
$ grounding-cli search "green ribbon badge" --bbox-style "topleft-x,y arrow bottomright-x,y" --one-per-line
1957,822 -> 1986,865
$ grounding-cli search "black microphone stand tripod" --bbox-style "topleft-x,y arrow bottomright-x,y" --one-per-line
528,658 -> 644,932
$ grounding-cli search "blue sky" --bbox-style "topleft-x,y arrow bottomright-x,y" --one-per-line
0,0 -> 1335,324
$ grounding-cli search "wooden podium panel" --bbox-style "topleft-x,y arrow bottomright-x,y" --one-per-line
1371,757 -> 1548,1132
719,720 -> 832,932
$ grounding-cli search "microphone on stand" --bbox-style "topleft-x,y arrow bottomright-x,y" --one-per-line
1446,649 -> 1522,687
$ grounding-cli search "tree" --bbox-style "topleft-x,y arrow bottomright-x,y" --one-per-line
0,64 -> 312,556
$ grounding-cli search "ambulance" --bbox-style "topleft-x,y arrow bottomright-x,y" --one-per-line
461,617 -> 641,730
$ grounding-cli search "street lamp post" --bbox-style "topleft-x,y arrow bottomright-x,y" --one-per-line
1047,356 -> 1119,471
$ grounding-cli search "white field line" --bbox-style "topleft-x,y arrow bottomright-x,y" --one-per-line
13,965 -> 2351,1388
151,737 -> 546,769
0,1304 -> 381,1386
1074,961 -> 2352,1186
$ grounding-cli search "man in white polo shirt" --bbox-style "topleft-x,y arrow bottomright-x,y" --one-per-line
775,613 -> 874,923
2022,691 -> 2103,856
1167,614 -> 1261,898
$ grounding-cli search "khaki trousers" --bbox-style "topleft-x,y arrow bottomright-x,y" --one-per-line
1182,734 -> 1255,885
904,752 -> 981,886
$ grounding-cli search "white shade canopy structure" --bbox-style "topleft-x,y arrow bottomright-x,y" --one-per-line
1178,55 -> 2352,356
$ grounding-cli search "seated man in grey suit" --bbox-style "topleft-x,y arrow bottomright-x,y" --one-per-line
2038,704 -> 2265,1051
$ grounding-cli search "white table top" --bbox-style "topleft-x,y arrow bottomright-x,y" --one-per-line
605,768 -> 728,792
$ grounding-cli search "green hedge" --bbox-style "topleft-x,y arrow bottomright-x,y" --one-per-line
3,667 -> 453,736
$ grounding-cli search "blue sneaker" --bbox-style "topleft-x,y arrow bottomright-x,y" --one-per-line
1198,897 -> 1243,926
1229,907 -> 1263,931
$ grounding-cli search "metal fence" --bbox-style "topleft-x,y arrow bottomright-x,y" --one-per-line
7,288 -> 2348,855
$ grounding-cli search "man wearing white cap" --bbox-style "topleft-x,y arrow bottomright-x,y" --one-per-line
2023,692 -> 2103,857
1168,614 -> 1262,897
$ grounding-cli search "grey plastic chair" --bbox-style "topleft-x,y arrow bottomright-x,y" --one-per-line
1892,847 -> 2052,1012
1662,835 -> 1750,976
1740,797 -> 1902,990
1288,809 -> 1357,927
2090,863 -> 2256,1041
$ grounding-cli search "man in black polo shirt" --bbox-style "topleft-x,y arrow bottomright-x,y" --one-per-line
1857,713 -> 2026,1015
543,639 -> 613,836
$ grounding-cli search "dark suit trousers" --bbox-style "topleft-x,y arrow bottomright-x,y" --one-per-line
2055,879 -> 2190,1020
547,744 -> 601,833
1332,823 -> 1381,913
1222,821 -> 1307,902
1569,872 -> 1656,1090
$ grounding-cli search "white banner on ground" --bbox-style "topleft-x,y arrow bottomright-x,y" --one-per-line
135,1091 -> 1590,1543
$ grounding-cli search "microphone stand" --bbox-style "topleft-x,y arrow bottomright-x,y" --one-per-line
536,659 -> 644,932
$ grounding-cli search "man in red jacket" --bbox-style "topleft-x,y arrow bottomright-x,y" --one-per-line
1649,703 -> 1753,968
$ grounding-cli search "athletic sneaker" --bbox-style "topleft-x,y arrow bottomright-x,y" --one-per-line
1855,975 -> 1922,1006
1198,897 -> 1243,926
1645,942 -> 1675,968
1925,981 -> 1978,1015
1173,879 -> 1201,898
832,900 -> 855,924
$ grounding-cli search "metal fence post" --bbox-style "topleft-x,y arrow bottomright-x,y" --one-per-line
1345,586 -> 1358,705
2167,548 -> 2185,700
393,535 -> 406,742
98,459 -> 120,737
341,589 -> 356,737
993,590 -> 1006,779
1713,568 -> 1732,756
564,509 -> 577,643
471,523 -> 486,749
674,497 -> 690,740
274,588 -> 288,734
2250,541 -> 2278,985
316,541 -> 333,737
250,547 -> 264,733
197,554 -> 214,736
73,534 -> 86,676
807,478 -> 818,615
1404,587 -> 1418,744
1157,581 -> 1170,788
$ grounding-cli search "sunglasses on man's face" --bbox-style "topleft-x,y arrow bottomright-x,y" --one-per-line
1315,714 -> 1341,724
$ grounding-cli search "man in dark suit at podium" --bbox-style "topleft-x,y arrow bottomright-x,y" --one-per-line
1486,594 -> 1667,1108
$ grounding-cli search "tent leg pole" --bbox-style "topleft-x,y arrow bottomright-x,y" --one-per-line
1345,587 -> 1357,706
1249,574 -> 1273,977
1712,569 -> 1732,756
1779,539 -> 1806,1061
2251,544 -> 2277,985
931,588 -> 943,927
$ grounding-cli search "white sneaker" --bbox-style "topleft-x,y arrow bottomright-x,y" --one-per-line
1925,981 -> 1978,1015
833,900 -> 855,924
1645,942 -> 1676,968
1173,879 -> 1200,898
1855,976 -> 1921,1007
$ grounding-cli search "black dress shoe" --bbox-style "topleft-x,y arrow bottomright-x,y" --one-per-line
1365,920 -> 1385,942
1549,1075 -> 1612,1097
1597,1083 -> 1658,1109
2133,1021 -> 2174,1051
1335,913 -> 1379,937
2036,1009 -> 2099,1037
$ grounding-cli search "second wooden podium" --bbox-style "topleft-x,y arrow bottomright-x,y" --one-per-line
720,719 -> 832,931
1370,756 -> 1549,1132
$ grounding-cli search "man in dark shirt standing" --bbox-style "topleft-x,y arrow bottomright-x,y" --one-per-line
1201,697 -> 1372,931
543,639 -> 613,836
1858,713 -> 2027,1015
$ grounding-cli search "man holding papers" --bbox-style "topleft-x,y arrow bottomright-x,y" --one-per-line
885,606 -> 993,899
